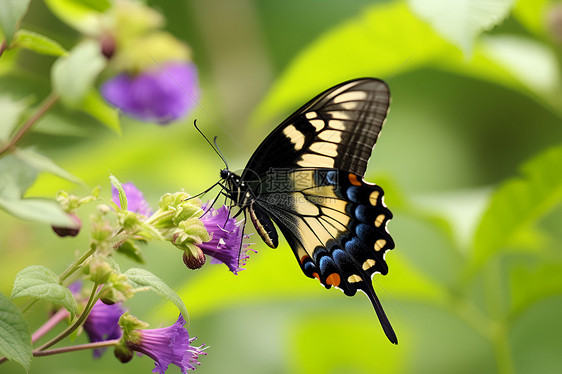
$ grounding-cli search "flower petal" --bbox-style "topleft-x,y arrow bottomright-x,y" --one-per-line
198,205 -> 255,274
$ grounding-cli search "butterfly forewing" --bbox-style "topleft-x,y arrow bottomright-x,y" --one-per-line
242,79 -> 390,178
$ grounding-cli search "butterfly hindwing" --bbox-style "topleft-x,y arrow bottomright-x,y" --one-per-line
252,168 -> 397,343
254,169 -> 394,290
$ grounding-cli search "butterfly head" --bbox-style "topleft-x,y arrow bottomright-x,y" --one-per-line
220,168 -> 243,189
220,168 -> 231,180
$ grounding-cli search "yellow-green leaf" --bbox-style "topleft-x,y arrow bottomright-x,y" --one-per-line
11,29 -> 67,56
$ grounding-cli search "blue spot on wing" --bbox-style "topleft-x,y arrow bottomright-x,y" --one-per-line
319,255 -> 335,273
346,186 -> 362,203
356,223 -> 375,241
355,205 -> 370,222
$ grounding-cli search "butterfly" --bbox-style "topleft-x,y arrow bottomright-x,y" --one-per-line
219,78 -> 397,344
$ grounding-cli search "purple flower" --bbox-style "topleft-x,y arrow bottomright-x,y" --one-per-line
84,300 -> 126,358
127,315 -> 205,373
198,205 -> 254,274
112,182 -> 152,216
101,62 -> 199,124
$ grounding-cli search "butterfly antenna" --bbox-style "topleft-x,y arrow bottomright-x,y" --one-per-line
194,120 -> 229,169
213,136 -> 229,170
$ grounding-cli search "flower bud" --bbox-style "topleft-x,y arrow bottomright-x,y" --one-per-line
158,192 -> 193,211
100,33 -> 116,59
173,204 -> 202,226
100,298 -> 116,305
51,213 -> 81,237
114,343 -> 134,363
183,246 -> 206,269
99,273 -> 135,304
87,257 -> 114,284
55,190 -> 71,210
117,210 -> 143,231
97,204 -> 111,215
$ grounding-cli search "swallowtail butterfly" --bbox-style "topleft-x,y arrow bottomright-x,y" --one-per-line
220,78 -> 397,344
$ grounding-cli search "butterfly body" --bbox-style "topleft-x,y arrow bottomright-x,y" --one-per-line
220,78 -> 397,344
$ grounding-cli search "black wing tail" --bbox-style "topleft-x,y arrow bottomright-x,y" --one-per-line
363,284 -> 398,345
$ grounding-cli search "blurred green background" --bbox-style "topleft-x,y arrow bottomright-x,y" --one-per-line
1,0 -> 562,373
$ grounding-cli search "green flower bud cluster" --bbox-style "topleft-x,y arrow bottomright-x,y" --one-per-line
146,192 -> 211,251
118,313 -> 148,344
55,187 -> 100,212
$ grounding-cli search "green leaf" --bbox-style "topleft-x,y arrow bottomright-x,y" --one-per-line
510,260 -> 562,317
43,0 -> 109,34
0,292 -> 31,371
0,152 -> 82,224
0,0 -> 31,42
124,268 -> 189,321
13,148 -> 83,184
80,89 -> 121,133
0,155 -> 38,198
251,1 -> 450,126
251,1 -> 561,126
11,265 -> 77,319
116,240 -> 145,264
51,40 -> 106,106
0,197 -> 73,226
11,29 -> 67,56
472,145 -> 562,266
0,95 -> 28,142
109,174 -> 127,211
481,35 -> 560,94
408,0 -> 516,54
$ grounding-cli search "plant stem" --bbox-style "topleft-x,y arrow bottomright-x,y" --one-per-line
31,308 -> 69,343
492,326 -> 515,374
484,258 -> 515,374
33,338 -> 121,357
35,283 -> 100,352
59,245 -> 96,282
0,93 -> 59,156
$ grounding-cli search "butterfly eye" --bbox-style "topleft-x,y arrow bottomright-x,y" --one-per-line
220,169 -> 229,179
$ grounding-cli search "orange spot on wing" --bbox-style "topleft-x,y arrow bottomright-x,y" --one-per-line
348,174 -> 362,186
300,255 -> 310,264
312,272 -> 320,281
326,273 -> 341,287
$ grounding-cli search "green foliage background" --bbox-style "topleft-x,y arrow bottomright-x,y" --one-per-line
1,0 -> 562,373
